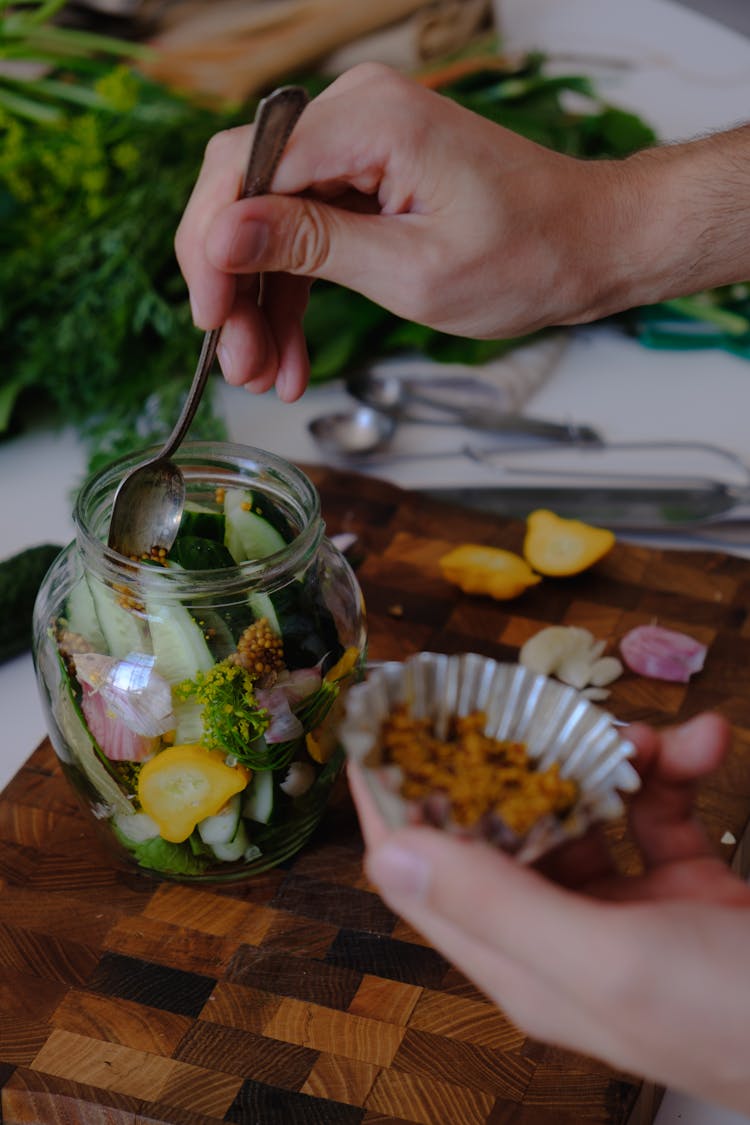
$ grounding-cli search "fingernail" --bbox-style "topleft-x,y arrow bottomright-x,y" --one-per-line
189,293 -> 204,327
217,342 -> 233,382
228,220 -> 269,268
368,842 -> 431,900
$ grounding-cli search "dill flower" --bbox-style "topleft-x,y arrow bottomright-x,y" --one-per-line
176,661 -> 269,762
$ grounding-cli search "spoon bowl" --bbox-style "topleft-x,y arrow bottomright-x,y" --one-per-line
308,406 -> 396,458
106,85 -> 309,559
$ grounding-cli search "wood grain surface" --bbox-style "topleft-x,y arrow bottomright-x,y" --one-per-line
2,465 -> 750,1125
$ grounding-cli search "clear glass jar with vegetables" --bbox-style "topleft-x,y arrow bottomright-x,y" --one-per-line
32,442 -> 366,882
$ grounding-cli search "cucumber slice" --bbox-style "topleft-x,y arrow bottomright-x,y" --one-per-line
88,575 -> 148,660
247,591 -> 281,635
146,599 -> 214,685
113,811 -> 160,843
242,769 -> 275,824
168,536 -> 236,571
250,580 -> 342,671
178,504 -> 226,543
197,793 -> 242,845
211,820 -> 249,862
224,488 -> 286,563
65,577 -> 106,651
172,699 -> 204,744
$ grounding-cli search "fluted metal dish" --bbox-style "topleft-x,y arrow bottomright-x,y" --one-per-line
339,652 -> 640,863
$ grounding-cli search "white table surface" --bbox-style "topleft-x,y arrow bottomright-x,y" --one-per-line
3,1 -> 750,1122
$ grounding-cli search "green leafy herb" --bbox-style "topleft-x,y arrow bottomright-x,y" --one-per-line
1,21 -> 667,464
0,25 -> 243,471
175,660 -> 269,763
112,824 -> 211,875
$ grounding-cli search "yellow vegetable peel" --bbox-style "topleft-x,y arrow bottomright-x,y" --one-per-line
523,509 -> 615,577
439,544 -> 541,601
138,742 -> 250,843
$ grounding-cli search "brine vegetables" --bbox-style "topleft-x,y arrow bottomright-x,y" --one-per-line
51,486 -> 361,878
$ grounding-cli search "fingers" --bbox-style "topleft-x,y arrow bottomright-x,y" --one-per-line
203,192 -> 428,320
176,123 -> 253,329
626,713 -> 731,868
213,273 -> 311,396
364,827 -> 621,994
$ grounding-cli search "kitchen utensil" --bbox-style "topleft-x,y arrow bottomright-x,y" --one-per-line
423,476 -> 750,532
346,368 -> 602,444
425,438 -> 750,531
107,85 -> 309,559
308,406 -> 397,458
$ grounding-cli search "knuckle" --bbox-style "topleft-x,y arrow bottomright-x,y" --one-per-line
349,60 -> 399,87
203,125 -> 245,165
286,202 -> 331,274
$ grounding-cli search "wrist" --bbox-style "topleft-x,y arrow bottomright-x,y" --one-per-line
569,126 -> 750,323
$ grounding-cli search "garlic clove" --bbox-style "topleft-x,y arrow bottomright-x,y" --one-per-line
519,625 -> 591,675
556,654 -> 596,689
589,655 -> 624,687
580,686 -> 611,702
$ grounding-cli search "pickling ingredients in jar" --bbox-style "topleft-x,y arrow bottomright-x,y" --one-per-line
138,743 -> 251,843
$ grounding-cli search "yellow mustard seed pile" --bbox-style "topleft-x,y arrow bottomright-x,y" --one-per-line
381,706 -> 578,836
230,617 -> 284,680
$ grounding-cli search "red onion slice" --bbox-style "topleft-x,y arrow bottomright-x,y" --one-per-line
620,624 -> 707,683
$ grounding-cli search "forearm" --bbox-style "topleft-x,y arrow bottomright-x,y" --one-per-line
572,123 -> 750,324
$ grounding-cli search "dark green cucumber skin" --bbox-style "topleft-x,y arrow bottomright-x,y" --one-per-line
178,509 -> 226,543
168,535 -> 236,571
0,543 -> 63,662
273,578 -> 345,673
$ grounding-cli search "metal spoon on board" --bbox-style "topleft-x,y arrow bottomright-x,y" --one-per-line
307,403 -> 599,463
107,85 -> 309,559
346,368 -> 602,444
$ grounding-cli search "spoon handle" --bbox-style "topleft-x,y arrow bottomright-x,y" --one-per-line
159,85 -> 310,461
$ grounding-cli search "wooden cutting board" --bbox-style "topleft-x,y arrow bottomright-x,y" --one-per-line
3,466 -> 750,1125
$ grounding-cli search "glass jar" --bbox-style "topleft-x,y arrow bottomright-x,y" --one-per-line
32,442 -> 366,883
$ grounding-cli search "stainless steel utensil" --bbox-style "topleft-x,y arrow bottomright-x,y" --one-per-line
107,85 -> 309,559
308,407 -> 397,458
422,476 -> 750,532
346,368 -> 602,444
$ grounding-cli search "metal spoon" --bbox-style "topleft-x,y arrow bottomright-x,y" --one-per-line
107,85 -> 309,559
308,407 -> 397,459
346,368 -> 602,444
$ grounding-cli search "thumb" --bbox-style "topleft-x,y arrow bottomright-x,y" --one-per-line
365,827 -> 618,989
205,193 -> 423,314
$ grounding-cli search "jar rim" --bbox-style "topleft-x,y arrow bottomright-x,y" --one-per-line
73,440 -> 324,598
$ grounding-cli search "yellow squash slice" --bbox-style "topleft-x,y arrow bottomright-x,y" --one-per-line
439,544 -> 541,600
523,509 -> 614,577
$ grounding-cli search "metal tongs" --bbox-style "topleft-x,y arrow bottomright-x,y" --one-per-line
423,440 -> 750,532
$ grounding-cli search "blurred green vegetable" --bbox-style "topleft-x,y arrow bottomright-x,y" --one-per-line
0,17 -> 663,471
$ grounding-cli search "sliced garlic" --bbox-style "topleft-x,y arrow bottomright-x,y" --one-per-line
580,686 -> 611,701
519,626 -> 587,675
589,656 -> 624,687
557,654 -> 596,689
280,760 -> 316,797
519,624 -> 624,695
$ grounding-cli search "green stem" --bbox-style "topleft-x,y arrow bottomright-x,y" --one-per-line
25,0 -> 69,27
663,297 -> 750,337
0,82 -> 61,120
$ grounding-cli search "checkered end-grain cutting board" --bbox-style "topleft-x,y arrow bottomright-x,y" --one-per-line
2,466 -> 750,1125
